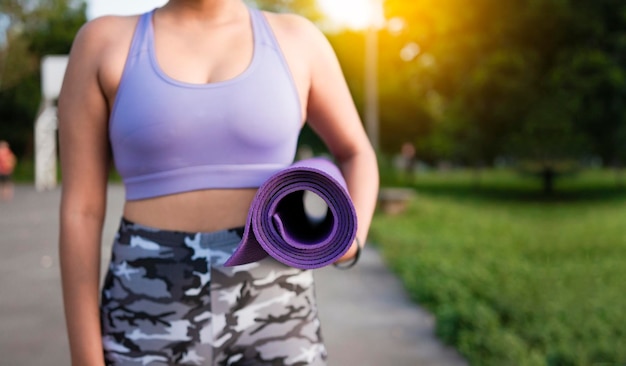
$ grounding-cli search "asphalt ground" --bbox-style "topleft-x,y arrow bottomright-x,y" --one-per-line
0,184 -> 467,366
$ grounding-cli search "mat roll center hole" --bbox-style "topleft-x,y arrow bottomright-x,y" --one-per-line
273,190 -> 334,244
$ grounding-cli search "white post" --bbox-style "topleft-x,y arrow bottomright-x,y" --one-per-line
35,104 -> 58,191
35,55 -> 68,191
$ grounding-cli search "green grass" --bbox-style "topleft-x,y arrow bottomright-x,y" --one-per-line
371,169 -> 626,366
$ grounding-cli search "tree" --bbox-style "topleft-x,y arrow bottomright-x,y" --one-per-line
376,0 -> 626,192
0,0 -> 86,156
558,1 -> 626,166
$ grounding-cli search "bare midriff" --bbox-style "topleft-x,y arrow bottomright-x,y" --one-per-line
122,188 -> 258,232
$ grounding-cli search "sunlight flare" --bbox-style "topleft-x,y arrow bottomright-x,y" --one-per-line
317,0 -> 384,30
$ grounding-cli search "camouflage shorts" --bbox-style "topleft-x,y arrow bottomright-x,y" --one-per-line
101,219 -> 327,365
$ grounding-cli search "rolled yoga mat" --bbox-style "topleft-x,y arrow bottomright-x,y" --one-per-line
224,157 -> 357,269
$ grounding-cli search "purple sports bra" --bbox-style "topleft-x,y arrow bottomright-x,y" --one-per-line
109,7 -> 302,200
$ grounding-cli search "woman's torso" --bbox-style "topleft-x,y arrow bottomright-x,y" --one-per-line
97,6 -> 310,232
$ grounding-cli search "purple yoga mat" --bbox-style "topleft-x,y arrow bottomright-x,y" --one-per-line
224,157 -> 357,269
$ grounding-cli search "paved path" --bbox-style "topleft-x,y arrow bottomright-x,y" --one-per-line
0,185 -> 467,366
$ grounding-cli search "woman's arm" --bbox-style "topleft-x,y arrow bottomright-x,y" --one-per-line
58,19 -> 112,366
300,20 -> 380,262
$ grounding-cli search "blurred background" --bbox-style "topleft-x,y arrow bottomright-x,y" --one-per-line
1,0 -> 626,365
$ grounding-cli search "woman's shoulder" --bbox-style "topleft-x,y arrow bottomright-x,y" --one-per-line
71,14 -> 140,57
264,11 -> 328,41
261,11 -> 330,56
63,14 -> 144,100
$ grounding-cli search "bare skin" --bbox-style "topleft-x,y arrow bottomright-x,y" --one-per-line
58,0 -> 378,364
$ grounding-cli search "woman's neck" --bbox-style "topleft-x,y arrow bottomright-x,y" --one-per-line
159,0 -> 248,24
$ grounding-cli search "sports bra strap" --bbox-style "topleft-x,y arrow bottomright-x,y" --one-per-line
120,11 -> 153,73
250,8 -> 278,49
